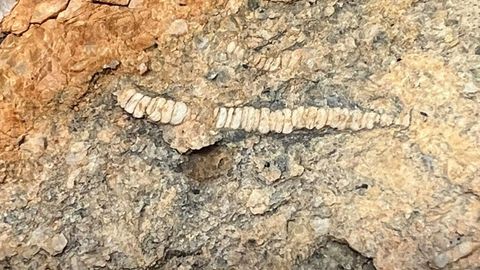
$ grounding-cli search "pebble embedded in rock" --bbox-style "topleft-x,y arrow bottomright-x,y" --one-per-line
324,6 -> 335,17
137,62 -> 148,75
310,218 -> 331,236
19,134 -> 47,155
46,233 -> 68,256
246,189 -> 270,215
167,19 -> 189,36
260,163 -> 282,184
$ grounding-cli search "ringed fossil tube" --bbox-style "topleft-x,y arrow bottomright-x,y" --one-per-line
114,87 -> 410,134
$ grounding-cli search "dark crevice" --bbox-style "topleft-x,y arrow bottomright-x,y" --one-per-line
0,32 -> 6,44
91,0 -> 130,7
296,237 -> 375,269
184,142 -> 222,157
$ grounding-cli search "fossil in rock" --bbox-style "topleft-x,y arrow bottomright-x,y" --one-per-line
114,86 -> 411,135
214,105 -> 410,134
245,48 -> 316,72
224,40 -> 314,73
432,241 -> 480,269
114,87 -> 189,126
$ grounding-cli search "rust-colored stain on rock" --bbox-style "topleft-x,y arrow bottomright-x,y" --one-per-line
0,0 -> 219,158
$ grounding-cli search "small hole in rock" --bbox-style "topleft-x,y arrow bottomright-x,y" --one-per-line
218,158 -> 225,168
356,183 -> 369,189
246,239 -> 257,246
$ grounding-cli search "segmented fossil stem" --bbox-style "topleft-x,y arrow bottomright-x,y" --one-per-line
114,88 -> 410,133
215,106 -> 410,134
114,88 -> 189,126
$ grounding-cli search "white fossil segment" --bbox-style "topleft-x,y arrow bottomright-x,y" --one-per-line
289,49 -> 303,68
252,108 -> 261,131
267,109 -> 283,133
237,48 -> 246,60
243,107 -> 253,131
133,95 -> 152,118
336,108 -> 351,130
268,110 -> 276,132
124,92 -> 144,114
304,107 -> 318,129
147,97 -> 166,122
291,106 -> 305,129
246,107 -> 259,132
373,113 -> 381,127
350,110 -> 363,131
226,41 -> 236,54
269,56 -> 281,71
332,108 -> 344,129
314,108 -> 328,129
273,110 -> 285,133
241,107 -> 252,130
145,97 -> 158,116
264,58 -> 273,71
247,54 -> 256,66
256,57 -> 267,70
367,112 -> 380,129
230,107 -> 243,129
224,108 -> 235,128
326,107 -> 341,129
298,106 -> 310,128
170,101 -> 188,125
403,112 -> 411,127
358,111 -> 369,130
281,50 -> 292,69
359,111 -> 376,130
380,113 -> 394,127
395,112 -> 411,127
249,54 -> 262,67
282,108 -> 293,134
160,99 -> 175,124
258,108 -> 271,134
115,88 -> 137,108
334,108 -> 346,129
215,107 -> 228,129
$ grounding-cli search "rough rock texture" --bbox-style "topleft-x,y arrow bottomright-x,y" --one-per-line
1,0 -> 479,269
0,0 -> 217,159
0,0 -> 17,22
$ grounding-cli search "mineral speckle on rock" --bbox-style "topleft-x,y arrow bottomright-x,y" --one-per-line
1,0 -> 480,269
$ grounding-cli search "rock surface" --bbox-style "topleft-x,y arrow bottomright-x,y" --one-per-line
0,0 -> 16,22
1,0 -> 479,269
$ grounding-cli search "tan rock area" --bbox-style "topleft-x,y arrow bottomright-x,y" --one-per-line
1,0 -> 479,269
